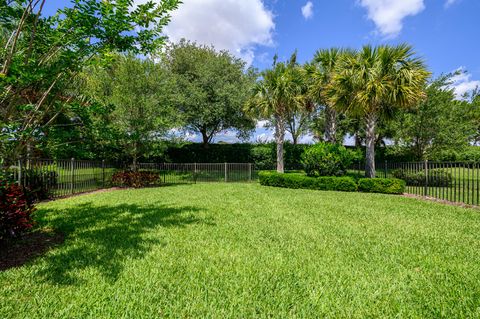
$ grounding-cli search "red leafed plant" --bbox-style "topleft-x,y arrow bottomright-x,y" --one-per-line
111,171 -> 160,188
0,181 -> 36,240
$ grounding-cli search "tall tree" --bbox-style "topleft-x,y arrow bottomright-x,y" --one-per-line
306,48 -> 346,143
390,74 -> 477,160
0,0 -> 180,161
163,40 -> 256,146
84,54 -> 176,169
246,53 -> 310,173
328,44 -> 429,177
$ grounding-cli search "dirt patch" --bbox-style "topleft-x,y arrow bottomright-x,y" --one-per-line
0,230 -> 64,271
403,193 -> 480,210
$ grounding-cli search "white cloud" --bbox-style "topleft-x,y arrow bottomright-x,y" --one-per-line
160,0 -> 275,65
449,68 -> 480,99
301,1 -> 314,20
358,0 -> 425,38
444,0 -> 459,8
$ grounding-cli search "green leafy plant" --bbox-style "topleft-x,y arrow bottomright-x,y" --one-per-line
392,169 -> 452,187
258,171 -> 357,192
301,143 -> 359,177
357,178 -> 405,194
0,181 -> 36,240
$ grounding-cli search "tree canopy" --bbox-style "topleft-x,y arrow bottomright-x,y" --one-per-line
164,40 -> 256,146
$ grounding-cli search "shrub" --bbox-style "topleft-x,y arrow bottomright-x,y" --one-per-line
0,168 -> 57,202
23,169 -> 58,201
258,171 -> 357,192
392,169 -> 452,187
358,178 -> 406,195
0,181 -> 36,240
301,143 -> 359,177
112,171 -> 160,188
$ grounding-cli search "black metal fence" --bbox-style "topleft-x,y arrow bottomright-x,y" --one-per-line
1,158 -> 116,199
351,161 -> 480,206
1,159 -> 255,200
136,162 -> 254,184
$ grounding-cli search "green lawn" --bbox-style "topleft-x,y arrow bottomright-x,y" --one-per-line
2,184 -> 480,318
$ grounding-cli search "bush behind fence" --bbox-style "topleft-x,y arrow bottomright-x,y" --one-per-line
350,161 -> 480,206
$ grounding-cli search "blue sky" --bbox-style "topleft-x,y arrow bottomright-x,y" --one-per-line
43,0 -> 479,144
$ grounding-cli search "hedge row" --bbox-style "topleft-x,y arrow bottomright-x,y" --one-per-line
259,172 -> 405,195
259,172 -> 357,192
357,178 -> 406,194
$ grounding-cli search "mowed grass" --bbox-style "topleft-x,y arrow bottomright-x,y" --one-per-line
2,184 -> 480,318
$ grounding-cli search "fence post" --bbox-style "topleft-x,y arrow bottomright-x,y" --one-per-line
18,159 -> 23,187
248,163 -> 252,182
424,159 -> 428,197
102,160 -> 105,188
384,160 -> 388,178
70,158 -> 75,195
224,162 -> 228,183
194,162 -> 197,184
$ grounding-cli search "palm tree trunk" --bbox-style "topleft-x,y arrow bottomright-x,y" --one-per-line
275,113 -> 285,173
325,106 -> 337,143
365,113 -> 377,178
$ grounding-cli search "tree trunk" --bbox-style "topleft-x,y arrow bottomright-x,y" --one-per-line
292,134 -> 298,145
275,113 -> 285,173
325,106 -> 337,143
201,130 -> 210,148
132,141 -> 138,171
355,133 -> 362,148
365,113 -> 377,178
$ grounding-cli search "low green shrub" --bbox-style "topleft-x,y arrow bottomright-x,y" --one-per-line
392,168 -> 452,187
301,143 -> 360,177
358,178 -> 406,195
258,171 -> 357,192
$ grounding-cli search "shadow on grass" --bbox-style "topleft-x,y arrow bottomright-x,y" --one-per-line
33,202 -> 212,285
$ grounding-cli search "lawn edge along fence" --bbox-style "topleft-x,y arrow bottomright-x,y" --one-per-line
1,159 -> 256,200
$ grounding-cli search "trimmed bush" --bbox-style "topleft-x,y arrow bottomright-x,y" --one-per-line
358,178 -> 406,195
259,171 -> 357,192
392,168 -> 452,187
301,143 -> 359,177
112,171 -> 160,188
0,181 -> 36,240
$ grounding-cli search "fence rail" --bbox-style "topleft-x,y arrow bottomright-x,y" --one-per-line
1,159 -> 255,200
4,158 -> 480,206
351,161 -> 480,206
136,162 -> 254,184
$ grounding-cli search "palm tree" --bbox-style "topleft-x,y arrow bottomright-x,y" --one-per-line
306,48 -> 347,143
328,44 -> 430,178
246,53 -> 309,173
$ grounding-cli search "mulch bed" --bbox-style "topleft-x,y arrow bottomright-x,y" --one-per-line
0,230 -> 64,271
